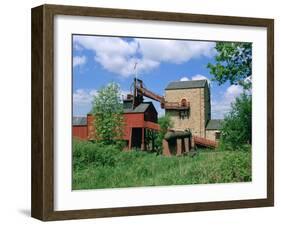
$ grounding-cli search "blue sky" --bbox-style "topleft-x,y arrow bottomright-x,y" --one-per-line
72,35 -> 244,119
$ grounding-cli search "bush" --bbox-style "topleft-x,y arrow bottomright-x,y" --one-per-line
219,151 -> 251,182
73,139 -> 121,170
154,114 -> 173,154
220,93 -> 252,150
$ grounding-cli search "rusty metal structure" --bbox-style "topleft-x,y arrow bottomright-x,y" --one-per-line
132,78 -> 190,111
162,130 -> 192,156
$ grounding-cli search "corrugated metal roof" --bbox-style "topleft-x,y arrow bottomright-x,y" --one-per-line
206,119 -> 223,130
165,80 -> 207,90
73,116 -> 87,125
124,102 -> 152,113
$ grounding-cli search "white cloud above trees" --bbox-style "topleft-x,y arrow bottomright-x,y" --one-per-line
73,35 -> 215,77
211,85 -> 243,119
73,88 -> 130,115
73,89 -> 97,105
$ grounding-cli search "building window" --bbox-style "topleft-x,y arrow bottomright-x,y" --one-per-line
215,132 -> 221,140
179,110 -> 188,119
181,98 -> 187,107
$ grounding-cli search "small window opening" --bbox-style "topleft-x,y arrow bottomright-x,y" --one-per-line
215,132 -> 221,140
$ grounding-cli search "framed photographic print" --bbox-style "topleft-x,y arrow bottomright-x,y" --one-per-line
31,4 -> 274,221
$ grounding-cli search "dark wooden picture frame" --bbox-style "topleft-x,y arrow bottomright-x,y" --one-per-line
31,4 -> 274,221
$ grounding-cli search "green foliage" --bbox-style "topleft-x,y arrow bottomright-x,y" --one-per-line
154,114 -> 173,154
73,140 -> 121,171
207,42 -> 252,90
72,140 -> 251,190
145,129 -> 158,152
207,42 -> 252,150
91,82 -> 124,145
219,150 -> 251,182
220,93 -> 252,150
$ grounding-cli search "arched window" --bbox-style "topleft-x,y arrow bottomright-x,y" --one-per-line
179,99 -> 189,119
181,98 -> 187,107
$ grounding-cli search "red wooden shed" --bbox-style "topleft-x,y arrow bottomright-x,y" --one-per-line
72,101 -> 160,151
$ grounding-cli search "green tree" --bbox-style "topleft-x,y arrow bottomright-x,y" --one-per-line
155,114 -> 173,154
220,93 -> 252,150
207,42 -> 252,90
208,41 -> 252,150
91,82 -> 124,145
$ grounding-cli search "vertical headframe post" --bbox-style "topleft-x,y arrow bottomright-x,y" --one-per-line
141,128 -> 145,150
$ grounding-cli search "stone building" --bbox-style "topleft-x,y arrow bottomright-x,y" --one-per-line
205,119 -> 222,141
165,79 -> 222,142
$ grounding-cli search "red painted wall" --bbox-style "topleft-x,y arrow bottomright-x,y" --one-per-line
74,113 -> 160,141
86,113 -> 145,141
73,125 -> 88,140
123,113 -> 144,140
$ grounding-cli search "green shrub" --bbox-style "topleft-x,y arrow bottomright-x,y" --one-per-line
219,151 -> 251,182
154,114 -> 173,154
220,93 -> 252,150
73,140 -> 252,190
73,139 -> 121,170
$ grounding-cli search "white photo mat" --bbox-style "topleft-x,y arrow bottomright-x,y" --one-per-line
54,15 -> 267,211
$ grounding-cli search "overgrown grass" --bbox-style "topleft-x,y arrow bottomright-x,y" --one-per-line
72,139 -> 251,190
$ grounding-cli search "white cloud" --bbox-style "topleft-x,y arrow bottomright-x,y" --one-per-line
211,85 -> 243,119
191,74 -> 209,81
73,43 -> 83,51
180,77 -> 189,81
73,88 -> 130,105
137,39 -> 215,64
180,74 -> 209,82
73,36 -> 137,56
73,56 -> 86,67
73,89 -> 97,105
73,36 -> 159,77
73,89 -> 97,116
73,88 -> 130,115
96,55 -> 159,77
73,35 -> 216,77
73,36 -> 145,77
225,85 -> 243,102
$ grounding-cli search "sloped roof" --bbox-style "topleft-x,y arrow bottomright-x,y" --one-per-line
165,80 -> 207,90
206,119 -> 223,130
124,102 -> 155,113
73,116 -> 87,125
